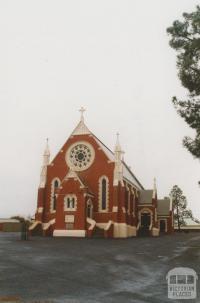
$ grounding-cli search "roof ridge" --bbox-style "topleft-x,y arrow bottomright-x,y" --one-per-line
93,133 -> 144,189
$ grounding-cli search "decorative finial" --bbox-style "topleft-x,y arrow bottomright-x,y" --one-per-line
44,137 -> 50,156
79,107 -> 86,122
153,177 -> 157,199
116,132 -> 120,145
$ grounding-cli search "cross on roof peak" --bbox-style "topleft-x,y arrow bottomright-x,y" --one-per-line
79,107 -> 86,121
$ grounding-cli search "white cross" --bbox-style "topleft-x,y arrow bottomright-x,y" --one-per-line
79,107 -> 86,121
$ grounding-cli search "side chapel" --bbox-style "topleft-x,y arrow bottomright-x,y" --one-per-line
30,108 -> 174,238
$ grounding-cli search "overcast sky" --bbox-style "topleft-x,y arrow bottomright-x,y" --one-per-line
0,0 -> 199,219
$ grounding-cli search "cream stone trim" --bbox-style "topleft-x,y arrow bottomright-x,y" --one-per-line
65,215 -> 75,223
64,194 -> 77,211
98,175 -> 109,212
43,219 -> 55,230
86,217 -> 96,230
29,221 -> 42,231
131,186 -> 135,196
138,208 -> 153,229
96,223 -> 107,229
50,177 -> 61,213
112,206 -> 118,212
64,168 -> 85,188
113,223 -> 136,238
105,220 -> 113,231
37,207 -> 43,214
122,207 -> 126,213
65,141 -> 95,172
123,178 -> 138,191
53,230 -> 86,237
152,227 -> 159,236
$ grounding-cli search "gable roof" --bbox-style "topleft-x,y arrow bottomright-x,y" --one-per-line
54,117 -> 144,190
60,168 -> 94,195
93,134 -> 144,190
71,119 -> 91,136
157,198 -> 171,215
138,190 -> 153,204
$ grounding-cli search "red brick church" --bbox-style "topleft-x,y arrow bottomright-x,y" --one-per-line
30,108 -> 174,238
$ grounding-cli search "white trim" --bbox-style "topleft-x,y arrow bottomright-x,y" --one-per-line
86,217 -> 96,230
43,219 -> 55,230
50,177 -> 61,213
98,175 -> 109,212
96,223 -> 107,229
65,215 -> 75,223
105,220 -> 113,231
152,227 -> 159,236
65,141 -> 95,172
112,206 -> 118,212
29,221 -> 42,231
37,207 -> 43,214
64,194 -> 77,211
113,223 -> 136,238
138,208 -> 153,229
53,230 -> 86,237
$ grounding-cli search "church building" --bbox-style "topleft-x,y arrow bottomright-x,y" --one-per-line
30,108 -> 174,238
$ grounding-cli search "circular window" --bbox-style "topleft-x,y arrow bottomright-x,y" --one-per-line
66,142 -> 95,171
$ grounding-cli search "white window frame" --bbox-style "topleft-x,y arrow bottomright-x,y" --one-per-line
98,175 -> 109,212
50,177 -> 61,213
64,194 -> 77,211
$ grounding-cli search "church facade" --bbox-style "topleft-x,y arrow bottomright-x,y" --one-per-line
30,109 -> 174,238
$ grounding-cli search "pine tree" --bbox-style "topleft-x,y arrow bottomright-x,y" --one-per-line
167,6 -> 200,159
170,185 -> 193,230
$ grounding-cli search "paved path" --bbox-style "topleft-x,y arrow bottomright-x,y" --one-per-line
0,232 -> 199,303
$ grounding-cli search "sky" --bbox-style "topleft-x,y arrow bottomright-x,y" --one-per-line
0,0 -> 199,219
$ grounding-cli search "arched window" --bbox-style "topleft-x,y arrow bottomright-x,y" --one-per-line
50,178 -> 60,212
86,199 -> 93,218
98,176 -> 109,212
64,194 -> 77,211
53,180 -> 59,210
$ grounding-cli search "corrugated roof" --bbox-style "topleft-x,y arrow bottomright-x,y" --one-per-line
138,190 -> 153,204
183,218 -> 200,226
0,219 -> 20,223
157,198 -> 171,215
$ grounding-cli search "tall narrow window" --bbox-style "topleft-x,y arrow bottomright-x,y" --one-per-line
102,178 -> 107,210
50,178 -> 60,212
53,180 -> 59,211
98,176 -> 109,212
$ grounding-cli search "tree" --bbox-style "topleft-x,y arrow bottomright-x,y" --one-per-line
167,6 -> 200,159
170,185 -> 193,231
